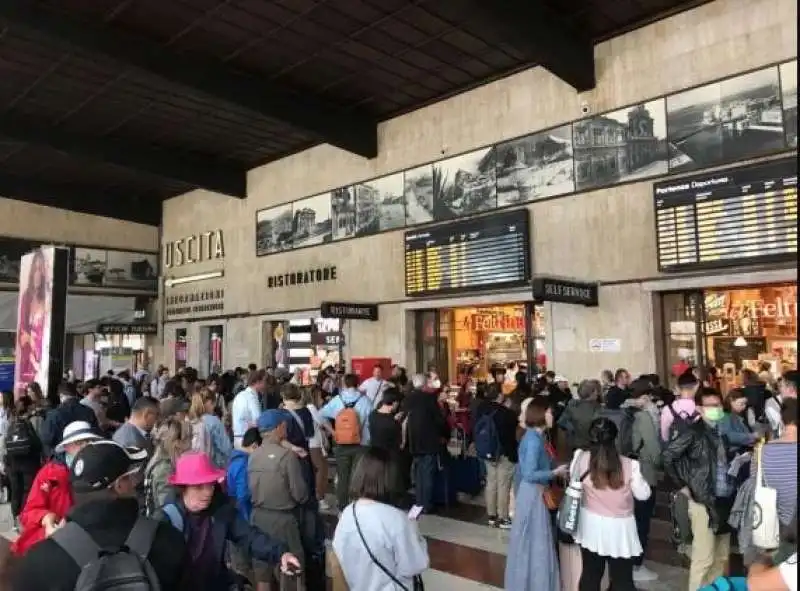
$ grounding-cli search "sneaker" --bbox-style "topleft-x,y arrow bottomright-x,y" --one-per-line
487,515 -> 498,527
498,518 -> 512,530
633,565 -> 658,582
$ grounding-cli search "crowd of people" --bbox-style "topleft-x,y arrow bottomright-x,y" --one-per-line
0,362 -> 795,591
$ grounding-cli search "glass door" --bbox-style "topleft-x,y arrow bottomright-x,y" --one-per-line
661,290 -> 706,383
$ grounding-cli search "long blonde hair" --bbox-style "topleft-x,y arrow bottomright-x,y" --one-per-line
152,418 -> 192,464
188,389 -> 214,421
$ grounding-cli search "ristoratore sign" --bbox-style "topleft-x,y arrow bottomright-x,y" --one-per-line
267,266 -> 337,289
320,302 -> 379,321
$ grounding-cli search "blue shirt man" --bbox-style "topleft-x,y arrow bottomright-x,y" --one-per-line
320,374 -> 373,509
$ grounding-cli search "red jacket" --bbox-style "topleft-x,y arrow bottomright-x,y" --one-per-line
11,459 -> 74,556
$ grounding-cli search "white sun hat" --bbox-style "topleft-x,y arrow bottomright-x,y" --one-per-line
55,421 -> 104,453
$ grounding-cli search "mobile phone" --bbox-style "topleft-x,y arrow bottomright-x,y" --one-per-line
408,505 -> 424,520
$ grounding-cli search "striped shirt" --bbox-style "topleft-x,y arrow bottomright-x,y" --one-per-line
762,441 -> 798,525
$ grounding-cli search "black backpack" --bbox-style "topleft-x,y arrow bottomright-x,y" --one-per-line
52,516 -> 162,591
5,416 -> 39,458
666,403 -> 700,441
618,407 -> 644,458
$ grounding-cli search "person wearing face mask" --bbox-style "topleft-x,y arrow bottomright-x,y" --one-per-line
11,421 -> 103,556
39,383 -> 100,459
663,388 -> 735,591
156,451 -> 301,590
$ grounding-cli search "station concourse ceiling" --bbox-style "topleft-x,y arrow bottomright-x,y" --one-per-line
0,0 -> 710,225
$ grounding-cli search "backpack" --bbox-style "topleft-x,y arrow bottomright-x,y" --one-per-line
334,395 -> 363,445
5,416 -> 39,458
666,403 -> 700,441
474,411 -> 501,461
190,419 -> 213,458
52,516 -> 162,591
617,407 -> 643,458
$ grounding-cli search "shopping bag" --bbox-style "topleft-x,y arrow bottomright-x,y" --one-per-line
752,443 -> 780,550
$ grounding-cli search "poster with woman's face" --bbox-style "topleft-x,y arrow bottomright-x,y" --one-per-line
14,248 -> 54,395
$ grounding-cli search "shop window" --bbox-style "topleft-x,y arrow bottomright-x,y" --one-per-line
661,283 -> 797,392
199,325 -> 223,377
174,328 -> 187,372
415,303 -> 547,387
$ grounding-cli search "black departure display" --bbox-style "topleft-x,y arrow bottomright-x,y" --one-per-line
654,157 -> 797,272
404,209 -> 530,297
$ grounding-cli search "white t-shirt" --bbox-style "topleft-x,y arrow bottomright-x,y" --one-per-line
780,553 -> 797,591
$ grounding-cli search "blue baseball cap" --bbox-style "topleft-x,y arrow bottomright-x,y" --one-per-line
257,409 -> 290,432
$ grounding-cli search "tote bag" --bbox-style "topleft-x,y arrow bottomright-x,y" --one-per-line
752,443 -> 780,550
557,451 -> 589,537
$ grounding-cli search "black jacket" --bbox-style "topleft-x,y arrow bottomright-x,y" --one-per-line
11,497 -> 187,591
662,419 -> 727,531
475,402 -> 519,463
558,399 -> 601,451
40,398 -> 101,457
404,389 -> 448,456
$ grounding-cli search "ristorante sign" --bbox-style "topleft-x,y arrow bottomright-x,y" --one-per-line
163,230 -> 224,268
267,265 -> 337,289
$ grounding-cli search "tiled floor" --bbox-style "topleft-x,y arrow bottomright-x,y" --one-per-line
2,498 -> 691,590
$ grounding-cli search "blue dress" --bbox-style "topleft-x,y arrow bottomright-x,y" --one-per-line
504,428 -> 561,590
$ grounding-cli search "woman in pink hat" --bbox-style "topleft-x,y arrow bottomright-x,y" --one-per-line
156,451 -> 300,589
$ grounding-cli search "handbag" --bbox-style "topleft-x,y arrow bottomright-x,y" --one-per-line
557,450 -> 589,537
353,504 -> 425,591
543,439 -> 564,511
752,442 -> 780,549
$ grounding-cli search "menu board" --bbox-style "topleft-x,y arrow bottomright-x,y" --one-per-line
405,209 -> 530,297
654,157 -> 797,271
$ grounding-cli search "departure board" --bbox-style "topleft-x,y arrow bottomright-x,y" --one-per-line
404,209 -> 530,297
654,157 -> 797,271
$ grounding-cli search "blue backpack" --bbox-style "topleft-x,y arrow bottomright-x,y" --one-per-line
474,411 -> 501,461
698,577 -> 747,591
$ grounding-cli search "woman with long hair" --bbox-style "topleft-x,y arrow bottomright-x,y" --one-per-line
572,417 -> 651,591
143,418 -> 192,516
1,395 -> 42,532
15,250 -> 48,391
505,396 -> 565,590
187,389 -> 232,469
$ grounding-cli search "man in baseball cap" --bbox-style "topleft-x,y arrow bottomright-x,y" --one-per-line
11,440 -> 188,591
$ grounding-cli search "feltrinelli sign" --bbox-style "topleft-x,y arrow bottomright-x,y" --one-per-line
163,229 -> 224,268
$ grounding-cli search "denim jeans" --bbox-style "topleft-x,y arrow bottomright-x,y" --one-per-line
413,454 -> 438,511
633,495 -> 656,566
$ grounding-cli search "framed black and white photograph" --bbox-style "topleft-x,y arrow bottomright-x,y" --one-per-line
667,67 -> 785,172
256,204 -> 294,256
104,250 -> 158,289
573,99 -> 668,191
404,164 -> 435,225
0,236 -> 38,286
432,148 -> 496,221
290,192 -> 332,248
496,125 -> 575,206
72,248 -> 108,286
355,172 -> 405,236
780,61 -> 797,148
331,187 -> 356,241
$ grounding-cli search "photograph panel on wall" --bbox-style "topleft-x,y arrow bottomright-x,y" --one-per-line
0,236 -> 38,285
72,248 -> 108,286
256,204 -> 294,255
780,61 -> 798,148
496,125 -> 575,207
432,147 -> 497,221
290,192 -> 332,248
667,67 -> 785,172
573,98 -> 668,191
355,172 -> 405,236
404,164 -> 435,225
104,250 -> 158,289
331,186 -> 356,241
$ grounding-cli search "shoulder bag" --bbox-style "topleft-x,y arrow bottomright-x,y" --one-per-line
752,442 -> 780,549
353,503 -> 425,591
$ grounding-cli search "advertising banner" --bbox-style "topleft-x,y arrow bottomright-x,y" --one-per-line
14,246 -> 69,399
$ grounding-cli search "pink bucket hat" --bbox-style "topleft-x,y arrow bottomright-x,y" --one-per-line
168,451 -> 226,486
